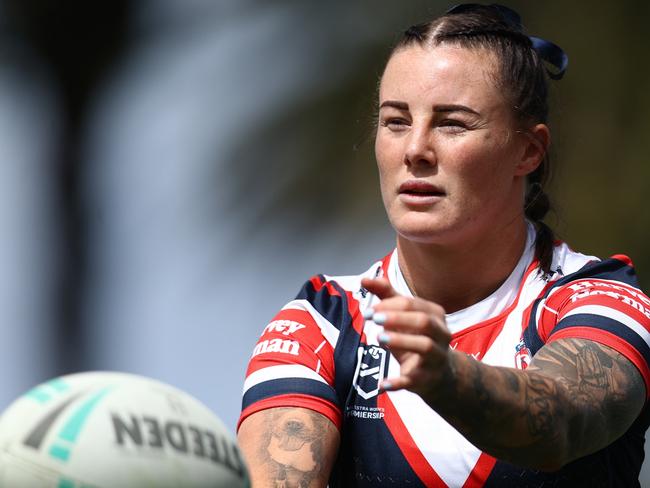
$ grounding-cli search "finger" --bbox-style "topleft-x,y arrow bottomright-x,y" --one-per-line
362,296 -> 417,322
377,310 -> 430,334
361,277 -> 398,300
378,330 -> 445,356
372,295 -> 416,312
380,375 -> 414,392
373,311 -> 450,343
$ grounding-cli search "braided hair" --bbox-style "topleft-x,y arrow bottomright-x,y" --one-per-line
390,5 -> 561,275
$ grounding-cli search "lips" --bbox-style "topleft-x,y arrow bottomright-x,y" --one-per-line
398,180 -> 445,197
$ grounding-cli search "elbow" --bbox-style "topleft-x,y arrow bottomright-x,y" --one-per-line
513,431 -> 574,472
533,432 -> 575,472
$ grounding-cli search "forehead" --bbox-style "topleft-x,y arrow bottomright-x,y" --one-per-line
379,44 -> 505,110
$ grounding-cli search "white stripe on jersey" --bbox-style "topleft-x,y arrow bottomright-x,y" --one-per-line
242,364 -> 328,395
281,299 -> 340,347
482,267 -> 548,367
388,389 -> 482,487
549,241 -> 597,278
561,304 -> 650,348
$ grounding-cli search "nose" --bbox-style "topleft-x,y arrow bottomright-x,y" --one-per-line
404,124 -> 436,167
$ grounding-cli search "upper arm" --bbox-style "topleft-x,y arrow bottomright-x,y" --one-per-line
238,407 -> 340,488
528,337 -> 645,459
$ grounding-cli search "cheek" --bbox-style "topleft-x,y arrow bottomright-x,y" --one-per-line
445,143 -> 516,205
374,137 -> 398,186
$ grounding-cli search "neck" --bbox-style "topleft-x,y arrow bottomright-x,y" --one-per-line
396,218 -> 529,313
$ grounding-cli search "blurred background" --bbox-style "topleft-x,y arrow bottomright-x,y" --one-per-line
0,0 -> 649,480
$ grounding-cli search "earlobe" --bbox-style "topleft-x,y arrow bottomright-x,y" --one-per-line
516,123 -> 550,176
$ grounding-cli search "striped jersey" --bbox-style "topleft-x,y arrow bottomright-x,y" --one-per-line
239,227 -> 650,487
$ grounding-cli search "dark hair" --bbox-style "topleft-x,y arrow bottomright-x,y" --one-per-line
389,5 -> 557,275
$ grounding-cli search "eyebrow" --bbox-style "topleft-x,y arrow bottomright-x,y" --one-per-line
379,101 -> 480,116
379,100 -> 408,110
434,104 -> 480,116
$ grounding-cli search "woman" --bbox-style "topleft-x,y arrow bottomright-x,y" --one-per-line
237,4 -> 650,487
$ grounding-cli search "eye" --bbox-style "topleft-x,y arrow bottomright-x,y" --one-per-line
381,117 -> 410,132
438,119 -> 468,133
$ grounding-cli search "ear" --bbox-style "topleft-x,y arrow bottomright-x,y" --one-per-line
515,123 -> 550,176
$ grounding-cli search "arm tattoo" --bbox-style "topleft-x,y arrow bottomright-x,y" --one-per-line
528,338 -> 645,457
525,373 -> 559,439
431,338 -> 645,468
255,408 -> 335,487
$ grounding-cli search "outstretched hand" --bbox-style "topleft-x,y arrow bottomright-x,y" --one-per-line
361,277 -> 454,400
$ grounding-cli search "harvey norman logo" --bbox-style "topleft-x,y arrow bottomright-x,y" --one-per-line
352,345 -> 387,400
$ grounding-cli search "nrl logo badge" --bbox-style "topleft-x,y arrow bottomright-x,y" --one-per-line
352,345 -> 388,400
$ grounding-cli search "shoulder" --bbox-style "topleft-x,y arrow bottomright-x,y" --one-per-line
546,243 -> 645,305
527,243 -> 650,355
532,245 -> 650,391
292,253 -> 391,318
551,240 -> 641,285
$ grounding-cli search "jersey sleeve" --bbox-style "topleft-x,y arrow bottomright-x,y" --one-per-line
237,275 -> 347,431
537,256 -> 650,396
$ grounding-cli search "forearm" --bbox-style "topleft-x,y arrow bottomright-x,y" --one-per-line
428,351 -> 572,470
425,339 -> 644,471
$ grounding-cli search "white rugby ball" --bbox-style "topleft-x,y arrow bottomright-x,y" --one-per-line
0,371 -> 249,487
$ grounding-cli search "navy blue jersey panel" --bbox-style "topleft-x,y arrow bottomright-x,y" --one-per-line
553,257 -> 639,290
484,425 -> 646,488
577,257 -> 640,288
329,280 -> 364,410
330,413 -> 426,487
523,315 -> 546,356
295,275 -> 347,331
553,313 -> 650,366
241,378 -> 339,411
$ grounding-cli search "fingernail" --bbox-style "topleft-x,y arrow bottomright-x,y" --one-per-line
378,332 -> 390,344
362,308 -> 374,320
373,313 -> 387,325
380,381 -> 393,391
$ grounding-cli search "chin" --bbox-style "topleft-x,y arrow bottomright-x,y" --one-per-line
390,214 -> 455,244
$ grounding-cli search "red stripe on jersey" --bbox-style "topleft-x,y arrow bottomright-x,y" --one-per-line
451,317 -> 505,361
379,392 -> 448,487
612,254 -> 633,267
310,275 -> 325,290
536,277 -> 650,342
274,308 -> 322,329
451,260 -> 542,359
548,326 -> 650,398
536,301 -> 561,342
246,308 -> 336,384
310,276 -> 366,340
380,252 -> 392,278
558,283 -> 650,326
237,393 -> 341,432
245,341 -> 335,385
535,278 -> 563,341
462,452 -> 497,488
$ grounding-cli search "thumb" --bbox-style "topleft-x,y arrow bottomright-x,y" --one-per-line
361,277 -> 398,300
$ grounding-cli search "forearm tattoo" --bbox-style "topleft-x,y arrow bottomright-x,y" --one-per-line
435,338 -> 644,468
528,338 -> 644,456
255,408 -> 335,487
